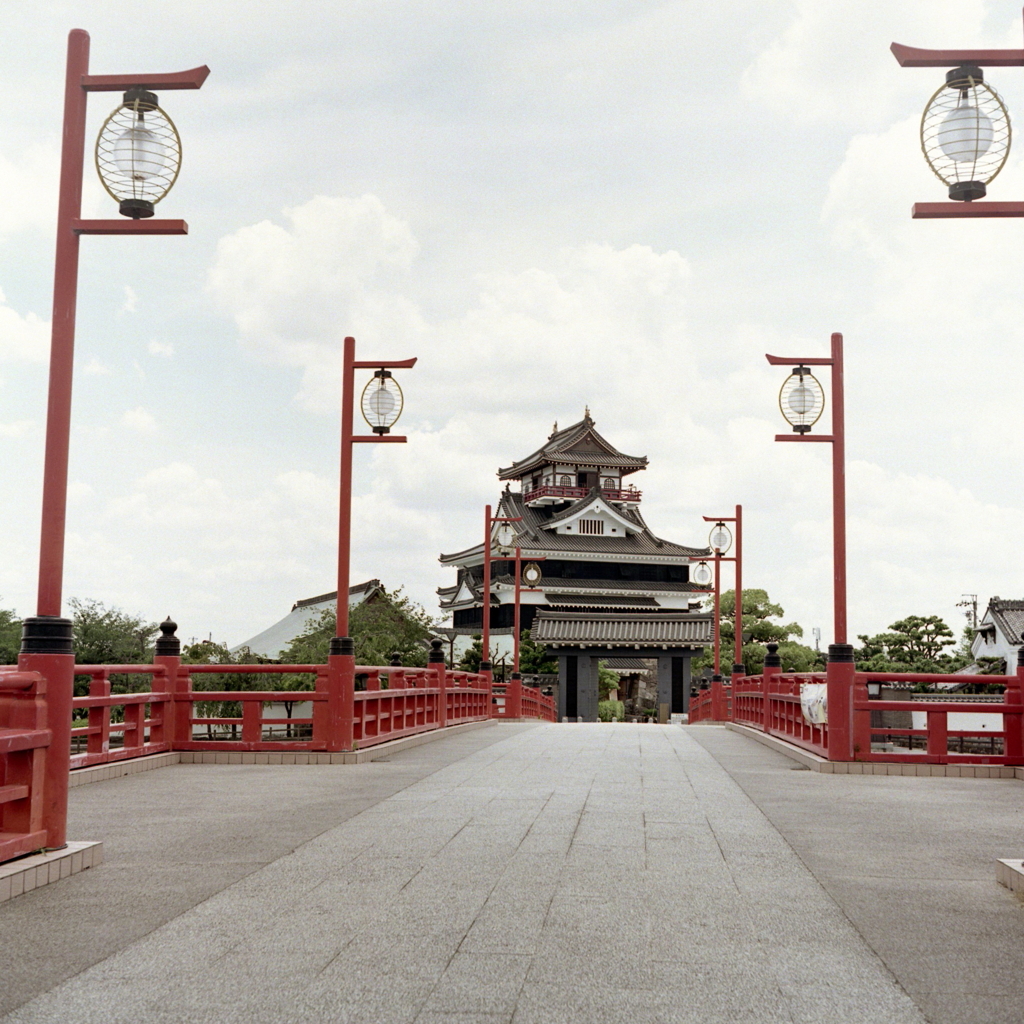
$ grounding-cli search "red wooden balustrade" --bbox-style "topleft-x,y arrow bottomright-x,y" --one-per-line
0,669 -> 50,862
688,664 -> 1024,766
66,661 -> 515,763
491,680 -> 557,722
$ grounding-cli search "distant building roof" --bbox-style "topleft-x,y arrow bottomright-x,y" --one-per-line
233,580 -> 383,659
439,490 -> 708,565
531,610 -> 713,648
498,413 -> 648,480
984,597 -> 1024,647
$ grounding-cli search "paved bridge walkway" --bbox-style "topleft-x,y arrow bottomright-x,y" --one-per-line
1,723 -> 1022,1024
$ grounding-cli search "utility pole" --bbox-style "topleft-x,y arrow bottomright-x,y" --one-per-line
957,594 -> 979,630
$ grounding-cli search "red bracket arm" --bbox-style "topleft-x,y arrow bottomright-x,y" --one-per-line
353,358 -> 418,369
82,66 -> 211,91
774,434 -> 835,443
73,220 -> 188,235
890,42 -> 1024,68
765,353 -> 833,366
912,202 -> 1024,218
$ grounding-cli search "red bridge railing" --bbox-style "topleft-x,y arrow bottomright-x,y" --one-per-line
0,632 -> 562,863
687,656 -> 1024,766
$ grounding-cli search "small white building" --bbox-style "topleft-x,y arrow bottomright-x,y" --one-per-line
970,597 -> 1024,674
233,580 -> 384,659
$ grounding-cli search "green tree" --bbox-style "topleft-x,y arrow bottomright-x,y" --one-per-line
694,589 -> 822,675
280,588 -> 435,669
519,631 -> 557,674
69,598 -> 158,697
458,635 -> 483,673
0,603 -> 21,664
182,639 -> 271,739
854,614 -> 961,674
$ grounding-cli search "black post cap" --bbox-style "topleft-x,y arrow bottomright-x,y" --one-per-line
731,663 -> 745,676
763,642 -> 782,668
428,638 -> 446,664
479,660 -> 492,672
154,617 -> 180,656
510,671 -> 521,680
20,616 -> 73,655
711,674 -> 722,682
389,651 -> 403,666
828,643 -> 855,663
330,636 -> 355,657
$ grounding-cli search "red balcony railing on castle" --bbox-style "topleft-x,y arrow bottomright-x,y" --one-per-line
523,485 -> 642,505
687,667 -> 1023,766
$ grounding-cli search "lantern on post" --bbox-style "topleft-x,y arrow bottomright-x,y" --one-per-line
360,369 -> 404,435
95,87 -> 183,218
495,522 -> 516,555
691,560 -> 713,588
709,522 -> 732,553
779,366 -> 825,434
921,65 -> 1011,202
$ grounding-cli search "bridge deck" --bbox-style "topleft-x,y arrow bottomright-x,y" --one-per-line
1,723 -> 1022,1024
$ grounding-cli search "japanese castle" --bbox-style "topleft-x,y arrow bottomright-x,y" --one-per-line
438,412 -> 713,721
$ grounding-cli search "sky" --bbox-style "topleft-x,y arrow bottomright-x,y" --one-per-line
3,0 -> 1024,650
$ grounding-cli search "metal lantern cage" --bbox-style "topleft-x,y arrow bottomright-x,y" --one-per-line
522,562 -> 543,586
921,65 -> 1011,201
779,366 -> 824,434
95,87 -> 182,218
360,369 -> 404,434
708,523 -> 732,553
494,522 -> 516,555
691,560 -> 714,587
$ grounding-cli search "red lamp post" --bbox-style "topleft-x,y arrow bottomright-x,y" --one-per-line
325,337 -> 416,750
891,27 -> 1022,218
18,29 -> 208,850
765,332 -> 855,757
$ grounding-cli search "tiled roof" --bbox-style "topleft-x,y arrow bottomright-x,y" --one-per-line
498,415 -> 648,479
490,575 -> 703,594
986,598 -> 1024,646
545,594 -> 659,608
603,657 -> 650,670
439,490 -> 709,565
531,610 -> 713,647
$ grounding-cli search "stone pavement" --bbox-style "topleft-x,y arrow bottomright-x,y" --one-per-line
0,722 -> 1021,1024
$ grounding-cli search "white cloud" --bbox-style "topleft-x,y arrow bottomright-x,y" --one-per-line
0,287 -> 48,363
82,358 -> 112,376
0,145 -> 59,237
208,194 -> 423,410
147,340 -> 175,357
120,286 -> 139,315
741,0 -> 996,127
121,407 -> 157,433
0,419 -> 32,437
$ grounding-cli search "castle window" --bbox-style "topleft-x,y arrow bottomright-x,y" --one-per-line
578,518 -> 604,535
559,475 -> 573,486
602,478 -> 617,488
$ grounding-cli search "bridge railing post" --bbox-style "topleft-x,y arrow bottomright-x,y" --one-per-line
1004,645 -> 1024,762
323,637 -> 355,751
762,642 -> 782,733
152,617 -> 181,751
19,616 -> 74,849
429,639 -> 447,729
710,674 -> 725,721
826,644 -> 855,761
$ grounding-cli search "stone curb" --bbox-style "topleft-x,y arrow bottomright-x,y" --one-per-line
996,859 -> 1024,895
66,720 -> 502,782
0,841 -> 103,904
